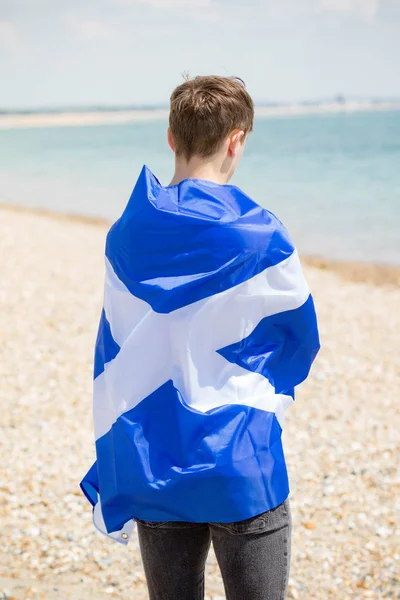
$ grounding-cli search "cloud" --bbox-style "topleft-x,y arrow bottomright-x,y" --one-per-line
65,15 -> 118,41
0,20 -> 18,52
110,0 -> 218,21
115,0 -> 213,7
207,0 -> 380,21
317,0 -> 380,19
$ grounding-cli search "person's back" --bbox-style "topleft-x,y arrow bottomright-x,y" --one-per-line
81,75 -> 320,600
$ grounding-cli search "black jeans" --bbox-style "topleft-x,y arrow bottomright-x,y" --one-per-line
135,496 -> 292,600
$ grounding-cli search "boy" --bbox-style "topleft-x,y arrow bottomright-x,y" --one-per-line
81,75 -> 320,600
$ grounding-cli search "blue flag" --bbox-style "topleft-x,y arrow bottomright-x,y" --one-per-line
80,165 -> 320,544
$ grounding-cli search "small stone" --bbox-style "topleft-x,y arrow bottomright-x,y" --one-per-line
301,521 -> 317,530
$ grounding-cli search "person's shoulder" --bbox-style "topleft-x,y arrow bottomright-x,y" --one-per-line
229,186 -> 296,268
233,185 -> 294,242
262,206 -> 289,232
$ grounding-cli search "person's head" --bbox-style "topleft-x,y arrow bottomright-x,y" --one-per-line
168,75 -> 254,182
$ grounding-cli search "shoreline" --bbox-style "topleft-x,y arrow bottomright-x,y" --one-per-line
0,102 -> 400,129
2,202 -> 399,288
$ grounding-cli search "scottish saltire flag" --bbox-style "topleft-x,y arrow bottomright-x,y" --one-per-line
80,165 -> 320,545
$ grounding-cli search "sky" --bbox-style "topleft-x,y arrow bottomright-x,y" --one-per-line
0,0 -> 399,109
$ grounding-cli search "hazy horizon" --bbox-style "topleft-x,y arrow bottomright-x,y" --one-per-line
2,95 -> 400,114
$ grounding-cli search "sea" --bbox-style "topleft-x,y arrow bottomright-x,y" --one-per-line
1,109 -> 399,265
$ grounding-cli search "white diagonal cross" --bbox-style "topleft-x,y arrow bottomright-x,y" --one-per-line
94,249 -> 309,441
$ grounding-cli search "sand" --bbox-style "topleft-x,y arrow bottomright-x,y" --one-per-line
0,206 -> 399,600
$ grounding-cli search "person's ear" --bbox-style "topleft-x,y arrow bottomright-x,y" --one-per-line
167,127 -> 175,152
228,130 -> 245,157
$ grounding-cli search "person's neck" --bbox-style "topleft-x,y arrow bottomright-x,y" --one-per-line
168,158 -> 229,187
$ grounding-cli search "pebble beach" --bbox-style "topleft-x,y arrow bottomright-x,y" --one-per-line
0,206 -> 399,600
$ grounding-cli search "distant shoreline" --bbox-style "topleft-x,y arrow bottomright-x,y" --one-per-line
1,202 -> 399,287
1,101 -> 400,129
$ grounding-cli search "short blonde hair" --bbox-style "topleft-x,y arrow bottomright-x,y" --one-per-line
169,75 -> 254,161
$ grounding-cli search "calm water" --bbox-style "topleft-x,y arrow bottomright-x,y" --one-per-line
1,110 -> 400,264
